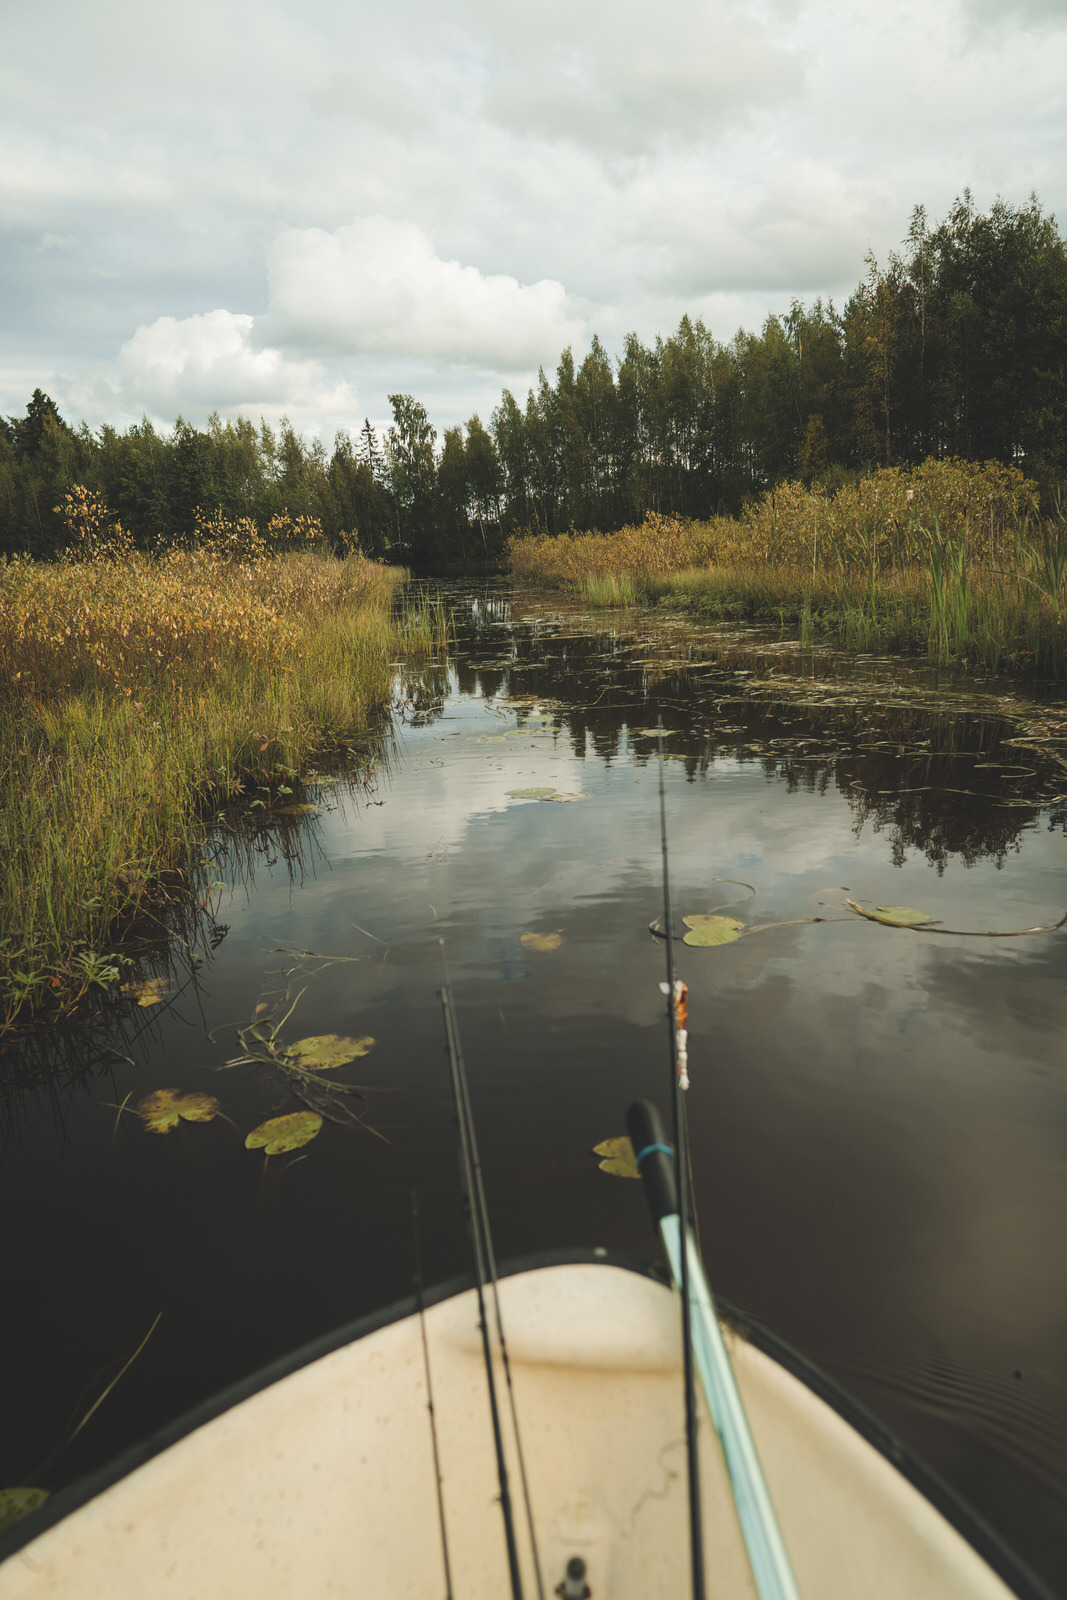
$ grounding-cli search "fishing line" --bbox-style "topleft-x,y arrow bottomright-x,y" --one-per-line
658,720 -> 707,1600
440,951 -> 544,1600
411,1188 -> 454,1600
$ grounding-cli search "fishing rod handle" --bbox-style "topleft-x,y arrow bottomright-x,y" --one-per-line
626,1099 -> 679,1225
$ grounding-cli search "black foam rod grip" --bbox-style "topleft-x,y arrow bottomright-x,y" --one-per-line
626,1099 -> 678,1227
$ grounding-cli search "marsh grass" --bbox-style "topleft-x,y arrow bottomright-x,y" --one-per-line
509,460 -> 1067,678
578,571 -> 638,608
0,534 -> 440,1030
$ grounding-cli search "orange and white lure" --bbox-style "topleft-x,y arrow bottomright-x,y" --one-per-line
659,978 -> 690,1089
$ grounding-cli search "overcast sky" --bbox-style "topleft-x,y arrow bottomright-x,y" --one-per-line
3,0 -> 1065,444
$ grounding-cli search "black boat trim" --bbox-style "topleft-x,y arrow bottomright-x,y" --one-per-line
0,1245 -> 1054,1600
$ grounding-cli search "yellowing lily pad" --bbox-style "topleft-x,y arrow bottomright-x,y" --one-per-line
245,1110 -> 323,1155
506,787 -> 558,799
283,1035 -> 374,1071
0,1488 -> 50,1536
544,792 -> 588,803
521,931 -> 562,952
847,901 -> 937,928
592,1136 -> 641,1179
121,976 -> 169,1007
682,915 -> 745,947
137,1089 -> 219,1134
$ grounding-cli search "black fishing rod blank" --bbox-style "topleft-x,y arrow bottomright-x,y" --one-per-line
440,984 -> 524,1600
451,1030 -> 547,1600
411,1188 -> 454,1600
656,721 -> 707,1600
440,974 -> 544,1600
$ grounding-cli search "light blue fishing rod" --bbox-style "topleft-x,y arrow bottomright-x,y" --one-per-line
627,1098 -> 802,1600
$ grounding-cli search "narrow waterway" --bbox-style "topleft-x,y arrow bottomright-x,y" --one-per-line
4,579 -> 1067,1592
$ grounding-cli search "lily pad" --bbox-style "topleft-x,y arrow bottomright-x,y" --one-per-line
272,804 -> 320,816
592,1136 -> 641,1179
682,915 -> 744,947
137,1089 -> 219,1134
283,1034 -> 374,1071
506,787 -> 558,799
121,976 -> 169,1007
873,905 -> 936,925
521,931 -> 562,952
0,1488 -> 49,1536
849,903 -> 937,927
245,1110 -> 323,1155
544,792 -> 588,802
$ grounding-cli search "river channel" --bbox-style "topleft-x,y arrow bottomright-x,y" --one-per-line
3,579 -> 1067,1593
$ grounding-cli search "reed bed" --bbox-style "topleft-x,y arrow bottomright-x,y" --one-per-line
0,506 -> 443,1030
509,460 -> 1067,677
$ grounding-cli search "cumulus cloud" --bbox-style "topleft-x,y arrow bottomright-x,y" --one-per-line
115,310 -> 353,415
263,217 -> 586,370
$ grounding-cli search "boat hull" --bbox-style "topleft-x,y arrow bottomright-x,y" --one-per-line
0,1252 -> 1043,1599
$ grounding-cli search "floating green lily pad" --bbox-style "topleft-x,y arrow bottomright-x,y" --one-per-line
0,1488 -> 49,1536
284,1035 -> 374,1071
682,914 -> 745,947
848,903 -> 937,927
506,787 -> 558,799
592,1136 -> 641,1179
137,1089 -> 219,1134
245,1110 -> 323,1155
873,906 -> 936,925
544,792 -> 588,803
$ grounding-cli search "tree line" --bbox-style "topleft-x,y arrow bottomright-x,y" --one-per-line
3,191 -> 1065,565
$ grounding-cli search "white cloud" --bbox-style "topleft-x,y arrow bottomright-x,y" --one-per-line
264,217 -> 586,370
115,310 -> 353,415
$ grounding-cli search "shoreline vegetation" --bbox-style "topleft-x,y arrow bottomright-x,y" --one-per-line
508,458 -> 1067,678
0,490 -> 445,1034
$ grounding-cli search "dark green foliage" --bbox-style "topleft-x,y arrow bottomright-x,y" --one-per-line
3,193 -> 1065,560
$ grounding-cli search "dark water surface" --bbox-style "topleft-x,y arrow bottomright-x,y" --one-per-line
4,580 -> 1067,1591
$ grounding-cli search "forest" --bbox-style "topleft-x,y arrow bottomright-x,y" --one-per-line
2,192 -> 1065,565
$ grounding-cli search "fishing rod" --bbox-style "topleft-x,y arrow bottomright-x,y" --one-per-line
411,1188 -> 454,1600
629,726 -> 801,1600
653,720 -> 706,1600
439,962 -> 545,1600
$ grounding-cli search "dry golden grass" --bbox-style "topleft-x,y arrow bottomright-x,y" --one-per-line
509,458 -> 1067,676
0,495 -> 442,1031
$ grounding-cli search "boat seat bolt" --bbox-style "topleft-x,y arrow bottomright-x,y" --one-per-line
555,1554 -> 591,1598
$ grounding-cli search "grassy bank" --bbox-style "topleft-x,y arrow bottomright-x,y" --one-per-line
508,459 -> 1067,675
0,517 -> 443,1030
